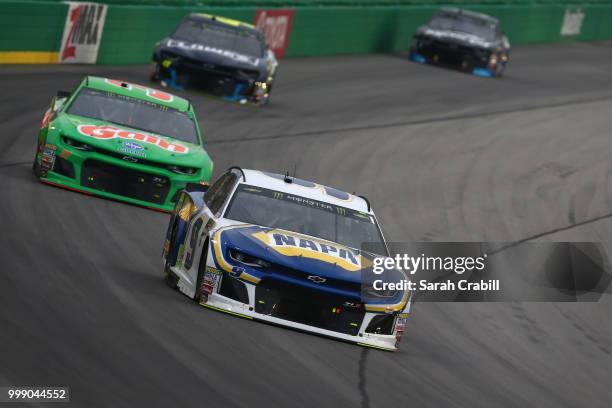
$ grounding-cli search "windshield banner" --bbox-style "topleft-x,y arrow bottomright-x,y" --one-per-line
255,9 -> 293,58
59,1 -> 108,64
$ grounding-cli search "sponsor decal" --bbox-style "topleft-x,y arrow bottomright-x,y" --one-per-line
176,244 -> 185,268
201,281 -> 215,295
395,318 -> 406,345
261,171 -> 354,202
166,39 -> 259,66
230,266 -> 245,278
424,29 -> 490,48
561,8 -> 585,36
184,218 -> 204,270
178,196 -> 196,222
203,265 -> 220,290
41,144 -> 57,175
104,79 -> 173,102
252,229 -> 362,271
120,141 -> 146,158
254,9 -> 294,58
206,266 -> 221,275
59,2 -> 108,64
120,145 -> 146,158
124,142 -> 143,151
40,109 -> 52,129
77,125 -> 189,154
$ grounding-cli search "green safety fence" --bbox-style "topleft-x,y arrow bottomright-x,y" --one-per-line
1,0 -> 611,63
23,0 -> 612,6
0,1 -> 67,62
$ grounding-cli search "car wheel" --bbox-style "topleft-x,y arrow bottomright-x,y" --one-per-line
32,145 -> 41,178
164,261 -> 179,289
193,239 -> 209,304
496,62 -> 506,77
149,62 -> 160,82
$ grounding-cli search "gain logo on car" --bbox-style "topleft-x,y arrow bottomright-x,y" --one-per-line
77,125 -> 189,154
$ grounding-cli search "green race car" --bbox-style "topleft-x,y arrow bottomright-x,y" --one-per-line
33,76 -> 213,212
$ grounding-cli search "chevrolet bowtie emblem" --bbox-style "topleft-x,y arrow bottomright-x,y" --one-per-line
307,275 -> 327,283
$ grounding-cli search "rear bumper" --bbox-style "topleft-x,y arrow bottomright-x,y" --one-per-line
37,142 -> 208,212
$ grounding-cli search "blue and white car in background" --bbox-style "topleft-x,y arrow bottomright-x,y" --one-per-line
162,167 -> 411,351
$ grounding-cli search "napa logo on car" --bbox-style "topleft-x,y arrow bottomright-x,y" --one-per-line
251,229 -> 362,271
77,125 -> 189,154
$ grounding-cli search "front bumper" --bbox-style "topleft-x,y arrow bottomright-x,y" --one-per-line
410,38 -> 505,77
187,267 -> 405,351
155,55 -> 270,105
202,292 -> 400,351
37,141 -> 209,212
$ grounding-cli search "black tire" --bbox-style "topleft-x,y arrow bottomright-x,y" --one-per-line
164,261 -> 179,289
192,238 -> 210,303
149,62 -> 160,82
490,53 -> 506,77
32,145 -> 41,178
495,62 -> 506,78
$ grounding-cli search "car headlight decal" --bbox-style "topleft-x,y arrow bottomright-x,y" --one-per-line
228,248 -> 271,269
168,165 -> 198,175
62,135 -> 92,151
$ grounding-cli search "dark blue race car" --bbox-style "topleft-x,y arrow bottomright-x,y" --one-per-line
151,13 -> 278,104
410,8 -> 511,77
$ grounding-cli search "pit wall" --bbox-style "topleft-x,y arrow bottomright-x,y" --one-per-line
0,0 -> 609,64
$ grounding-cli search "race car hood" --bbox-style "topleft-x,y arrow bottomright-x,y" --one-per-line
53,113 -> 211,168
162,38 -> 265,74
213,225 -> 370,284
418,26 -> 494,49
212,224 -> 408,308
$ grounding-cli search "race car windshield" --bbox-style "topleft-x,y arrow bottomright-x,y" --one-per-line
67,88 -> 199,145
225,184 -> 386,251
172,19 -> 263,58
429,14 -> 496,41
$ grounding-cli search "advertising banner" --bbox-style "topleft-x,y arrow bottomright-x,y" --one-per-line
254,9 -> 293,58
59,2 -> 107,63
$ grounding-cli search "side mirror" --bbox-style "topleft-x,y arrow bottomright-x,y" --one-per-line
56,90 -> 71,99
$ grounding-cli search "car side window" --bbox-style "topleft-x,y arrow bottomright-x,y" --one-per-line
204,172 -> 238,216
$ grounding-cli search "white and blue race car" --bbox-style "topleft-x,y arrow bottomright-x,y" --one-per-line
162,167 -> 411,350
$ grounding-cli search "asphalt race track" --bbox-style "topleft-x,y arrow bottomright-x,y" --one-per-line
2,42 -> 612,407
